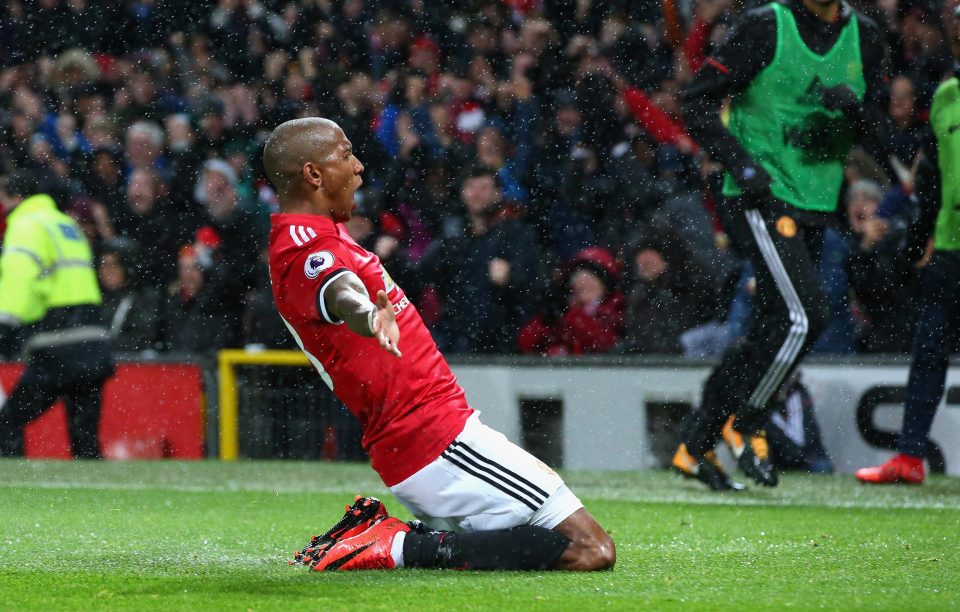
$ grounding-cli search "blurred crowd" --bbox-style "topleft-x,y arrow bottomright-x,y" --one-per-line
0,0 -> 954,357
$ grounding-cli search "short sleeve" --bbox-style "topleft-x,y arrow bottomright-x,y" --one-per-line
276,237 -> 356,324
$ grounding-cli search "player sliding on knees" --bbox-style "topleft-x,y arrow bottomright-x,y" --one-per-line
263,117 -> 615,571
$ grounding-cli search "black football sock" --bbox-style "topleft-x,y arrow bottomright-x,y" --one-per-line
682,405 -> 730,457
732,409 -> 771,437
402,525 -> 570,570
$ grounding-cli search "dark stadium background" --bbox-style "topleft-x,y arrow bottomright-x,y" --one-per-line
0,0 -> 955,459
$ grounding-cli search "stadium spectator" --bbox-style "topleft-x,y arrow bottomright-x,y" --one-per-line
619,223 -> 717,355
68,195 -> 115,254
518,246 -> 625,356
161,245 -> 233,354
97,239 -> 163,354
163,112 -> 203,206
123,120 -> 168,177
116,167 -> 185,288
683,0 -> 735,74
844,179 -> 918,353
194,158 -> 266,281
81,147 -> 126,220
888,75 -> 924,164
418,166 -> 541,353
528,90 -> 598,260
242,249 -> 294,351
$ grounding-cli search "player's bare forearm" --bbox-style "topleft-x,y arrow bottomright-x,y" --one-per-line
325,274 -> 377,337
324,274 -> 402,358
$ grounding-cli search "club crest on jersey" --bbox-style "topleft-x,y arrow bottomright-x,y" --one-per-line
776,216 -> 797,238
304,251 -> 334,279
381,268 -> 397,292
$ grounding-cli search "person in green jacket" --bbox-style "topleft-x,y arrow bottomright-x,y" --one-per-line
0,170 -> 114,458
671,0 -> 891,489
856,8 -> 960,485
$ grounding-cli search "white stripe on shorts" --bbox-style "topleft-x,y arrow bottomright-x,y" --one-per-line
441,440 -> 548,511
389,413 -> 583,532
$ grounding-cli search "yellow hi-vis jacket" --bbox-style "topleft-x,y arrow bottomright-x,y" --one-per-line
0,193 -> 106,351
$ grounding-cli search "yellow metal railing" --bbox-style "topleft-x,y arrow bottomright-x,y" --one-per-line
217,349 -> 309,460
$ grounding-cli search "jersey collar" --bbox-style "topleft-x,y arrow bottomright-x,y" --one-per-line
272,212 -> 338,233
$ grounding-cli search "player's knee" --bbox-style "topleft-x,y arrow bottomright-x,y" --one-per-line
588,531 -> 616,570
596,532 -> 617,570
571,530 -> 616,571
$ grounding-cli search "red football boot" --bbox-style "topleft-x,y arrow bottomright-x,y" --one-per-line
291,496 -> 389,566
855,454 -> 925,485
311,517 -> 410,571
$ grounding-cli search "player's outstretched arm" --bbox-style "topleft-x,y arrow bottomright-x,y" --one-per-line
369,290 -> 401,358
324,274 -> 402,358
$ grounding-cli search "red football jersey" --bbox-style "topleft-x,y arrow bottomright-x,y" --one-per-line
268,213 -> 473,486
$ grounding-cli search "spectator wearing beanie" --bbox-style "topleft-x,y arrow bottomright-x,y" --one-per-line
519,246 -> 625,356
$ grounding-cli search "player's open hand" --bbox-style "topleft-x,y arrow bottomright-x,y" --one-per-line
372,290 -> 402,358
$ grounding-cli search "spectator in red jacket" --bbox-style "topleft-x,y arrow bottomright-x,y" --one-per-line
519,246 -> 624,356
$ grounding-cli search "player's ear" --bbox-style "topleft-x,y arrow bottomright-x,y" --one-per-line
303,161 -> 323,190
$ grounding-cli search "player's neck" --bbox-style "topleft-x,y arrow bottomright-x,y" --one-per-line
801,0 -> 840,22
279,196 -> 332,218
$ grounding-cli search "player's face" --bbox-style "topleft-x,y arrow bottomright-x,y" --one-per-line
323,129 -> 365,223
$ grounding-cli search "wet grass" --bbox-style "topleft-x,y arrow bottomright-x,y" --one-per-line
1,460 -> 958,610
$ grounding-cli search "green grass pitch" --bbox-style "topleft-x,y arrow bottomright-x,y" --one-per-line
1,461 -> 958,611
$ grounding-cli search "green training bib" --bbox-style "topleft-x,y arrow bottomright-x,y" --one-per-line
929,77 -> 960,251
723,2 -> 865,212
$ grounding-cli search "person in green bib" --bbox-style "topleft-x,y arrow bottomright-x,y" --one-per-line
857,8 -> 960,485
670,0 -> 890,489
0,170 -> 114,458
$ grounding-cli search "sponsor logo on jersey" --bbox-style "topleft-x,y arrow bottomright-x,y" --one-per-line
289,225 -> 317,246
776,215 -> 797,238
393,295 -> 410,316
304,250 -> 335,279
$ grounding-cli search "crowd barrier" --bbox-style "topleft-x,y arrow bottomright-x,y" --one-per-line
0,361 -> 204,459
5,352 -> 959,475
448,356 -> 960,475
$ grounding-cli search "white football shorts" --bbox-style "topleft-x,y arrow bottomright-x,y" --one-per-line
389,412 -> 583,532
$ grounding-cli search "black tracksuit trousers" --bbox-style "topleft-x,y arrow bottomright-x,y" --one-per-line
683,198 -> 832,456
0,341 -> 114,458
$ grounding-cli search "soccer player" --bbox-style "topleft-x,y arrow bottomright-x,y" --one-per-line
671,0 -> 889,489
856,9 -> 960,486
263,117 -> 615,571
